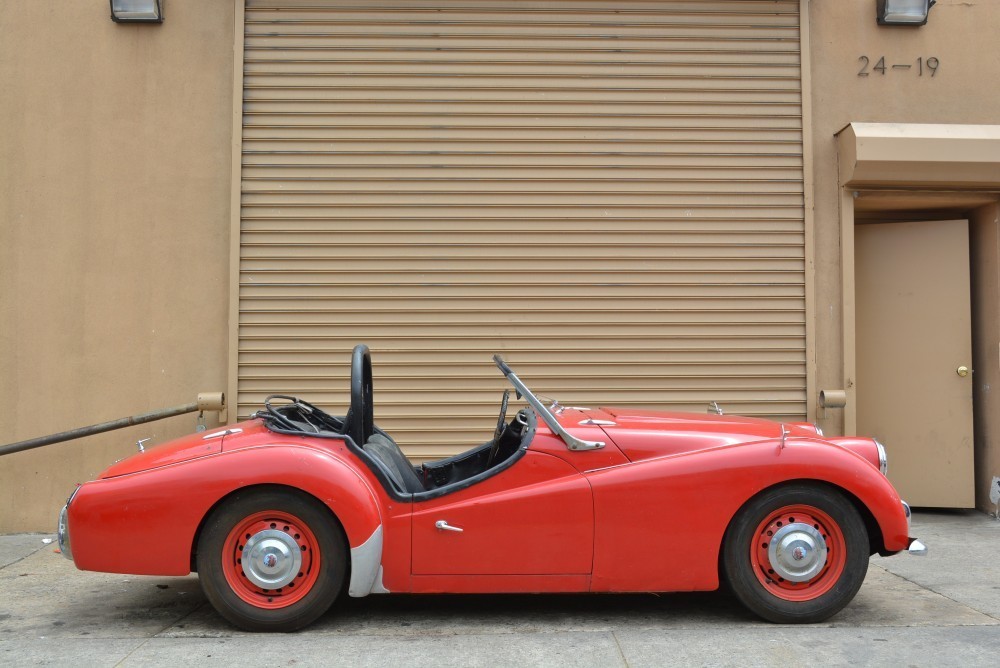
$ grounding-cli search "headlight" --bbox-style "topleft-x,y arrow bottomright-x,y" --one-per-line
57,504 -> 72,562
57,485 -> 80,563
875,440 -> 888,475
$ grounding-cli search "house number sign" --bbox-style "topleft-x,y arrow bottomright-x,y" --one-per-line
858,56 -> 940,77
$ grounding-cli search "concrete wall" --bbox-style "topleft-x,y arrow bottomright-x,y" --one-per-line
808,0 -> 1000,433
0,2 -> 235,532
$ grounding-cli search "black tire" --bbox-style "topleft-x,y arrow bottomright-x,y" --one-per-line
722,483 -> 869,624
196,488 -> 348,632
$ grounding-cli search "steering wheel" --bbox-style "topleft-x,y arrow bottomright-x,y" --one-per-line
346,344 -> 374,447
487,389 -> 510,467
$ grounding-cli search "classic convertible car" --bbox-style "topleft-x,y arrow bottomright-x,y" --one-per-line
58,345 -> 924,631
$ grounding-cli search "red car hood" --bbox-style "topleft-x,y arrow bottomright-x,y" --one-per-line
560,406 -> 803,462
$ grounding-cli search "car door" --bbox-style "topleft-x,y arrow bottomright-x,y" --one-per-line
410,449 -> 593,577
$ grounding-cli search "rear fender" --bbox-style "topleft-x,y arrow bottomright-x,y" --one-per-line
68,445 -> 383,590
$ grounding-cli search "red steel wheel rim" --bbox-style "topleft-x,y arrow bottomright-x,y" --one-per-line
749,504 -> 847,602
221,510 -> 321,609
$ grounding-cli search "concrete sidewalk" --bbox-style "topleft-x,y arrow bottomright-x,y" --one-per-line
1,510 -> 998,667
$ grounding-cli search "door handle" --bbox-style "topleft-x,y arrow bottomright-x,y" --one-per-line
957,365 -> 970,378
435,520 -> 463,533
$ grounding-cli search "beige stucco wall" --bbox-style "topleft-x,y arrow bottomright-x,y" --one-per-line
808,0 -> 1000,432
0,2 -> 235,532
970,204 -> 1000,511
3,0 -> 1000,530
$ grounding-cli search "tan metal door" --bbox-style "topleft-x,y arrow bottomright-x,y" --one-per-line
855,219 -> 974,507
238,1 -> 806,460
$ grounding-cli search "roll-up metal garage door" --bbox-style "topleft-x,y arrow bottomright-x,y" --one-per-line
238,0 -> 805,459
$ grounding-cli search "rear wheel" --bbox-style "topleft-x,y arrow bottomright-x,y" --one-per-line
722,484 -> 869,623
196,488 -> 347,631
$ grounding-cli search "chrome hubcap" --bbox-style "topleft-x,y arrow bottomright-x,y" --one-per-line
768,522 -> 827,583
241,529 -> 302,589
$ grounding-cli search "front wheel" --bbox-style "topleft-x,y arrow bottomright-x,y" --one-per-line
196,488 -> 347,632
722,484 -> 869,623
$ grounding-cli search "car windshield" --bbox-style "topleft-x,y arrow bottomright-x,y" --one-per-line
492,355 -> 605,452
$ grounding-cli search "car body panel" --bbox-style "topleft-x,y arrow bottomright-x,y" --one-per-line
66,416 -> 911,592
411,449 -> 593,576
595,407 -> 782,462
825,436 -> 882,470
409,574 -> 591,594
527,421 -> 631,471
586,437 -> 908,592
69,436 -> 382,576
99,430 -> 223,479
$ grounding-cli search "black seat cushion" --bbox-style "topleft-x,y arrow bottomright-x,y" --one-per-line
364,433 -> 424,494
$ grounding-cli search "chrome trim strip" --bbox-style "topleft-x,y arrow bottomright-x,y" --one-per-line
875,439 -> 888,475
57,486 -> 81,563
202,428 -> 242,440
348,525 -> 385,597
57,504 -> 72,562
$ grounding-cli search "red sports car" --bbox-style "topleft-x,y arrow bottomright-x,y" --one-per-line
58,345 -> 924,631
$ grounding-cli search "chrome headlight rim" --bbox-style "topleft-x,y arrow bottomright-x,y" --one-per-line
57,485 -> 81,563
875,439 -> 888,475
57,504 -> 72,562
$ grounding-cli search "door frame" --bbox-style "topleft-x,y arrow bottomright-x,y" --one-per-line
836,122 -> 1000,434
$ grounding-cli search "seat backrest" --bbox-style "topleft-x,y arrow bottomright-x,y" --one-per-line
363,433 -> 424,494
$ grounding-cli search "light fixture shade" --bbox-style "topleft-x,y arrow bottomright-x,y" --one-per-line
110,0 -> 163,23
877,0 -> 935,25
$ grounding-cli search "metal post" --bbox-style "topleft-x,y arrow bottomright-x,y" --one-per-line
0,392 -> 225,457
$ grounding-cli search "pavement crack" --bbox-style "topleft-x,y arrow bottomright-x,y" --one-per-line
611,630 -> 630,667
874,564 -> 1000,624
111,638 -> 157,668
0,540 -> 53,573
112,601 -> 211,665
152,601 -> 212,638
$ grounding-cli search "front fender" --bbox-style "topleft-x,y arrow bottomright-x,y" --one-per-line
589,437 -> 910,592
67,445 -> 382,578
762,438 -> 910,551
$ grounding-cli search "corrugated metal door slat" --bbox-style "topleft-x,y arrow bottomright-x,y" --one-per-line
239,0 -> 805,458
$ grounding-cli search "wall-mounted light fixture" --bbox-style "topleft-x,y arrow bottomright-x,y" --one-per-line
110,0 -> 163,23
877,0 -> 935,26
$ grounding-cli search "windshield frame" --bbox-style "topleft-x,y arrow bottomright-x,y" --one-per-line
492,355 -> 605,451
